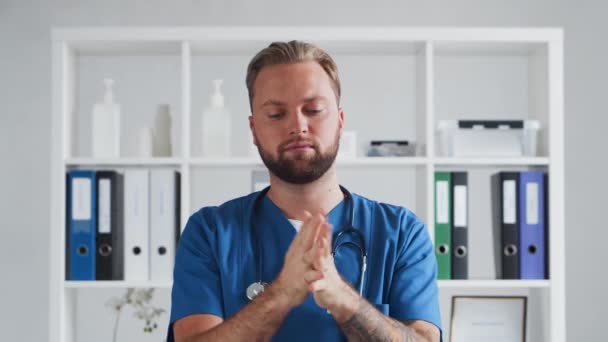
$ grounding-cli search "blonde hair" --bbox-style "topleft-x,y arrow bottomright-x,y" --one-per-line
246,40 -> 341,109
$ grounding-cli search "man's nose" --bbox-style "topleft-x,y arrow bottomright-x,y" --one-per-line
288,111 -> 308,135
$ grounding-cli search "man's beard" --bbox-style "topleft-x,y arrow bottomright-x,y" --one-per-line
255,130 -> 340,185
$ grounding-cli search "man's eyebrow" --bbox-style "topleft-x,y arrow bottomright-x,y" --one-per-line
260,96 -> 328,108
303,96 -> 328,103
261,100 -> 285,108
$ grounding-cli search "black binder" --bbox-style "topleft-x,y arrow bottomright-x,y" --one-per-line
95,171 -> 124,280
494,172 -> 520,279
174,172 -> 182,247
451,172 -> 468,279
544,173 -> 550,280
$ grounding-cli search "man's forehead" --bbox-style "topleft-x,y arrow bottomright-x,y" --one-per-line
251,61 -> 337,109
255,62 -> 330,87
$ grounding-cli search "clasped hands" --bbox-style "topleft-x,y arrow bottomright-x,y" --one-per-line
274,212 -> 359,322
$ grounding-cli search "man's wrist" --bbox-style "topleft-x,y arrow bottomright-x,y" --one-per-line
266,280 -> 298,311
328,282 -> 360,324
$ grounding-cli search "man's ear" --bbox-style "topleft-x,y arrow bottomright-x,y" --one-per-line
338,107 -> 345,136
249,115 -> 258,146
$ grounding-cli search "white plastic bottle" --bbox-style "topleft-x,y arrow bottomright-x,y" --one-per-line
92,78 -> 121,158
153,104 -> 172,157
138,125 -> 153,157
202,79 -> 231,157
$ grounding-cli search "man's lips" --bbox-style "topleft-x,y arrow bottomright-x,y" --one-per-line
283,142 -> 314,152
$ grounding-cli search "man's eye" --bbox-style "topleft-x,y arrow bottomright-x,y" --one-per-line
306,109 -> 323,115
268,113 -> 285,119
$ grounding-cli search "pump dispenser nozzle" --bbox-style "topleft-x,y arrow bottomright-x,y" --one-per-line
211,79 -> 224,108
103,78 -> 115,104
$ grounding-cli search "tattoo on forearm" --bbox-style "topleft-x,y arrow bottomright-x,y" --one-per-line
339,301 -> 426,342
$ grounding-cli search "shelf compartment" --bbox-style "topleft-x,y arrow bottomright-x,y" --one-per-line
64,41 -> 183,159
189,42 -> 430,159
433,41 -> 550,158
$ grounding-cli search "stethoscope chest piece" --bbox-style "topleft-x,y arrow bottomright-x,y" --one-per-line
246,281 -> 268,301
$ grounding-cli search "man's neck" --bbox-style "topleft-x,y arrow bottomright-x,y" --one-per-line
266,168 -> 343,221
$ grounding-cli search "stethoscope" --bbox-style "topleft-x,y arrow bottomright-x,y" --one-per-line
246,185 -> 368,301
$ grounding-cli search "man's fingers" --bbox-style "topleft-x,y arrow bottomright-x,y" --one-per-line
311,217 -> 325,249
303,240 -> 321,265
322,223 -> 333,257
300,213 -> 325,250
304,269 -> 324,283
309,278 -> 327,292
295,212 -> 318,248
312,242 -> 325,271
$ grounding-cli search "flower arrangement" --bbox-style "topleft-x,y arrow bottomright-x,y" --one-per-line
105,288 -> 166,342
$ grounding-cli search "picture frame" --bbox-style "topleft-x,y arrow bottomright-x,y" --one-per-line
450,296 -> 527,342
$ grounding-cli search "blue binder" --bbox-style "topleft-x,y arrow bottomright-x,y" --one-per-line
519,170 -> 546,279
67,170 -> 97,280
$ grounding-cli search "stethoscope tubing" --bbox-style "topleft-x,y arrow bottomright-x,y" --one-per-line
248,185 -> 368,300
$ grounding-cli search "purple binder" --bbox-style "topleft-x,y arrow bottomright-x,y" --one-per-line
519,171 -> 546,279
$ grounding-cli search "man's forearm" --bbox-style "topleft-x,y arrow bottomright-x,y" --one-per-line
335,287 -> 438,342
185,283 -> 292,342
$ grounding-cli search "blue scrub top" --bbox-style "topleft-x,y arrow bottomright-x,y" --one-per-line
168,190 -> 442,341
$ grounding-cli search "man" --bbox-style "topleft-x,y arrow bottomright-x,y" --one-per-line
168,40 -> 442,341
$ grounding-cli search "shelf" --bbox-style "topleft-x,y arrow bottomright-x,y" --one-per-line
437,279 -> 550,288
189,157 -> 429,167
51,27 -> 565,342
337,157 -> 427,166
67,41 -> 181,56
65,157 -> 549,168
433,157 -> 549,166
64,279 -> 549,289
65,281 -> 172,289
65,157 -> 183,167
190,39 -> 424,56
189,157 -> 264,167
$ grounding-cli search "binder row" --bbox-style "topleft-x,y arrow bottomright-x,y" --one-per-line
66,169 -> 181,282
434,171 -> 548,280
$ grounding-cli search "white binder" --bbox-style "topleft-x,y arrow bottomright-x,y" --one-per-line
150,169 -> 180,282
124,169 -> 150,281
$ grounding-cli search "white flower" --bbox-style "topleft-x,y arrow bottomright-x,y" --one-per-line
105,296 -> 126,312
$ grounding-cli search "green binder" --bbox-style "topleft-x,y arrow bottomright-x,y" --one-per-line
434,171 -> 452,279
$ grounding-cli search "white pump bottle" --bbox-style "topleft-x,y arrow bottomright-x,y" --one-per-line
92,78 -> 121,158
202,79 -> 231,157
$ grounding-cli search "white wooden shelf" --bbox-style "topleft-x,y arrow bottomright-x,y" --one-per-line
65,157 -> 183,167
433,157 -> 550,166
337,157 -> 427,166
189,157 -> 264,167
64,279 -> 549,290
437,279 -> 550,288
64,156 -> 550,168
64,281 -> 172,289
51,27 -> 565,342
189,156 -> 429,167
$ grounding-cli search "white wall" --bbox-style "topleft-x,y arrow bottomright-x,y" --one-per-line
1,0 -> 606,340
0,0 -> 52,339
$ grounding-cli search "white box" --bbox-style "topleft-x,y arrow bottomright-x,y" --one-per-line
437,119 -> 540,157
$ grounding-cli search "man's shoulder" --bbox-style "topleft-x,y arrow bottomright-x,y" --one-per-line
352,193 -> 430,254
188,191 -> 259,228
352,192 -> 422,224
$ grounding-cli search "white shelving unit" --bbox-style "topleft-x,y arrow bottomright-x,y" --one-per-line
50,27 -> 564,342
